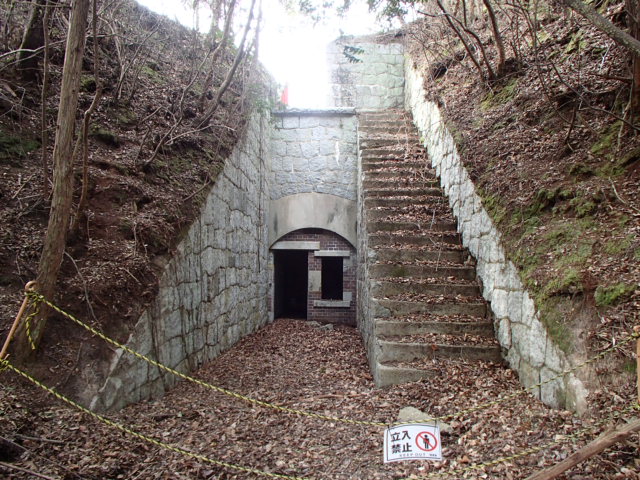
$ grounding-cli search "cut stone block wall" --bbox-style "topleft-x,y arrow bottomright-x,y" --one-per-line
90,112 -> 272,412
270,109 -> 358,201
327,36 -> 405,110
355,131 -> 376,376
404,62 -> 588,412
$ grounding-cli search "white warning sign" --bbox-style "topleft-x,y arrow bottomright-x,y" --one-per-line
383,423 -> 442,463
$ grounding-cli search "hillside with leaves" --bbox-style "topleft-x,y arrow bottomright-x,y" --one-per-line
0,0 -> 268,392
405,0 -> 639,399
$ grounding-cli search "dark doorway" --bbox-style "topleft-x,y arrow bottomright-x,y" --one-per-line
274,250 -> 308,319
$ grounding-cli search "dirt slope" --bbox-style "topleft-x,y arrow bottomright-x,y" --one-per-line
0,0 -> 265,391
407,0 -> 639,405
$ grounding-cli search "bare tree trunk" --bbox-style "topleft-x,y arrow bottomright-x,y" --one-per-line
559,0 -> 640,57
41,0 -> 51,200
14,0 -> 91,359
436,0 -> 489,79
40,0 -> 51,202
72,0 -> 102,234
482,0 -> 506,75
17,0 -> 47,81
627,0 -> 640,115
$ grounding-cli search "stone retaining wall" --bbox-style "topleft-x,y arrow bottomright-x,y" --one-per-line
404,62 -> 588,412
90,112 -> 272,412
270,109 -> 358,201
327,36 -> 405,110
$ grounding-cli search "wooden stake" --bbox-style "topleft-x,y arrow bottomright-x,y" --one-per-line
525,418 -> 640,480
0,281 -> 37,361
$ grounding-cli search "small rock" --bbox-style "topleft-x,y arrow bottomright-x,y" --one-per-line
397,406 -> 453,434
320,324 -> 334,331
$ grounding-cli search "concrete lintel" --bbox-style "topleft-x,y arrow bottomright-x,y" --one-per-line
313,299 -> 351,308
271,241 -> 320,250
269,192 -> 357,248
314,250 -> 351,257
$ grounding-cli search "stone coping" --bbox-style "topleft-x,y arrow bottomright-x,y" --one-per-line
271,107 -> 356,117
313,299 -> 352,308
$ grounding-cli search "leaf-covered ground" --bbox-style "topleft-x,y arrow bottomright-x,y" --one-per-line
1,319 -> 638,479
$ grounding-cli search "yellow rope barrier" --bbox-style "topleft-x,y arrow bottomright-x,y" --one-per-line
3,355 -> 637,480
21,290 -> 640,428
3,287 -> 639,479
1,358 -> 314,480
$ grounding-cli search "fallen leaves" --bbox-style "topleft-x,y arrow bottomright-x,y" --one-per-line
1,318 -> 638,479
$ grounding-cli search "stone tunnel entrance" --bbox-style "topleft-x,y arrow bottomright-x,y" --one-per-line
273,250 -> 308,319
270,228 -> 357,326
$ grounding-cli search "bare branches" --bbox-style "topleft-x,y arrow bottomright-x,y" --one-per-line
72,0 -> 103,234
199,0 -> 258,127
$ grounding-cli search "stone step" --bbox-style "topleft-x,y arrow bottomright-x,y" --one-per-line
361,146 -> 425,156
360,128 -> 417,137
360,109 -> 500,387
374,319 -> 494,337
360,138 -> 409,149
368,233 -> 461,247
375,363 -> 433,387
365,197 -> 443,209
361,161 -> 428,170
359,119 -> 409,127
372,248 -> 465,264
369,263 -> 475,280
366,207 -> 452,220
367,220 -> 456,233
374,298 -> 486,317
377,341 -> 503,364
372,280 -> 480,298
363,169 -> 434,178
365,187 -> 443,198
362,178 -> 439,189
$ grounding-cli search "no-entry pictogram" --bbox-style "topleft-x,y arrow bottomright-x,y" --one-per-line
383,423 -> 443,463
415,430 -> 438,452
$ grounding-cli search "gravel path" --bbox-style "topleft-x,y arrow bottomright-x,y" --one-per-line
1,319 -> 638,479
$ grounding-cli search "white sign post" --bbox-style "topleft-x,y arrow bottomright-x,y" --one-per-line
383,423 -> 443,463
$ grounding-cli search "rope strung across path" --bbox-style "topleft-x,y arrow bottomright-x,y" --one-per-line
1,358 -> 314,480
18,289 -> 640,428
3,356 -> 638,480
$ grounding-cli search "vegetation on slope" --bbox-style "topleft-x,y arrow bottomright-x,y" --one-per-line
406,0 -> 639,401
0,0 -> 269,393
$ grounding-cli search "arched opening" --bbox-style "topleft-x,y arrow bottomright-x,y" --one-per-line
270,228 -> 356,326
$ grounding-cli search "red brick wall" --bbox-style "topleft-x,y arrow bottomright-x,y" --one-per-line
276,228 -> 356,326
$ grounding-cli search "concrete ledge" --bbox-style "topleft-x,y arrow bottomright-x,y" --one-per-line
314,250 -> 351,257
313,299 -> 351,308
271,241 -> 320,250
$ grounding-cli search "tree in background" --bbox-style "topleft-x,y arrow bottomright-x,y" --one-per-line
13,0 -> 91,359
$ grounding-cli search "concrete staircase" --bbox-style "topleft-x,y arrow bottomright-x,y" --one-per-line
358,110 -> 502,387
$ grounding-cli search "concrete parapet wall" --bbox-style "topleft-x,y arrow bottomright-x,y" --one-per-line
404,62 -> 587,412
90,112 -> 272,412
327,37 -> 405,110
